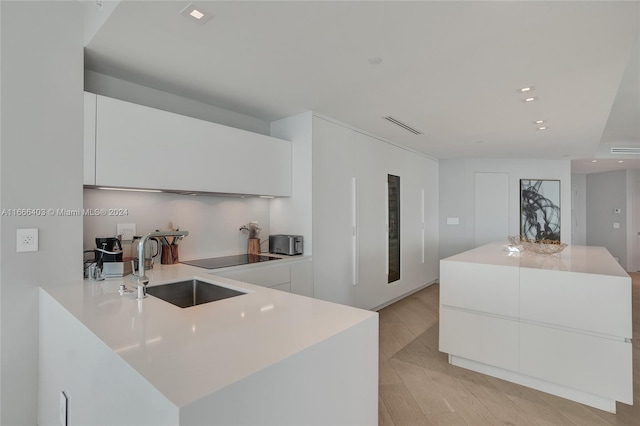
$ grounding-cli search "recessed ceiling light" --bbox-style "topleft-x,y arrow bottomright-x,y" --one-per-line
189,9 -> 204,20
517,86 -> 535,93
537,126 -> 548,130
591,160 -> 598,163
522,97 -> 538,103
180,3 -> 213,24
368,57 -> 382,65
533,120 -> 546,124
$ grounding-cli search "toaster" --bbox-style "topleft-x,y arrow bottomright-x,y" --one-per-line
269,234 -> 303,255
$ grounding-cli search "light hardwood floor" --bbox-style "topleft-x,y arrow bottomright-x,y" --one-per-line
378,272 -> 640,426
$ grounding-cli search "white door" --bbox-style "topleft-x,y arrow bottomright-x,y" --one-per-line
474,172 -> 510,246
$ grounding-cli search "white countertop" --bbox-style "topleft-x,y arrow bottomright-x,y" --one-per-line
41,261 -> 376,408
443,242 -> 629,277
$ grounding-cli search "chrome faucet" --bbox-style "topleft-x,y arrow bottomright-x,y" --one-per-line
131,230 -> 189,299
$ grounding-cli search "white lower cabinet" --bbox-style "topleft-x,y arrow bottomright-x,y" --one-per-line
440,260 -> 519,317
439,244 -> 633,413
290,259 -> 313,297
519,323 -> 633,404
270,282 -> 292,293
440,307 -> 519,371
213,259 -> 312,296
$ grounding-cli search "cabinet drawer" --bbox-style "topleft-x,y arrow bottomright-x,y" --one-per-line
520,268 -> 632,337
440,260 -> 519,318
519,323 -> 632,404
215,263 -> 290,288
439,307 -> 519,372
269,282 -> 291,292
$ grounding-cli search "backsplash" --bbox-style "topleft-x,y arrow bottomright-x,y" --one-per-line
83,189 -> 270,260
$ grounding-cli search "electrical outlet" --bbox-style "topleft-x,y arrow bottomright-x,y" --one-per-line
59,391 -> 68,426
16,228 -> 38,252
117,223 -> 136,241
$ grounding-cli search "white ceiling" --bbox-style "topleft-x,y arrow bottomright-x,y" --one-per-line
85,1 -> 640,172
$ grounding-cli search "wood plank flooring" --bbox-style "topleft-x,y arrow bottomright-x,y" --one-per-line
378,272 -> 640,426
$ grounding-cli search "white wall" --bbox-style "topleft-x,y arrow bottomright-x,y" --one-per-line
269,112 -> 313,255
586,169 -> 628,269
83,189 -> 270,261
85,70 -> 270,135
571,174 -> 587,245
439,158 -> 572,259
0,2 -> 84,424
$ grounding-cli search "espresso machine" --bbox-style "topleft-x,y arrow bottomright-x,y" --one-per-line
92,236 -> 130,278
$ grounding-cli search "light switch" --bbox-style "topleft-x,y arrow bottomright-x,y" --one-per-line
613,222 -> 620,229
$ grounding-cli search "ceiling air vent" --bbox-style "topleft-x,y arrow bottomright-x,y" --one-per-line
611,147 -> 640,155
383,116 -> 423,135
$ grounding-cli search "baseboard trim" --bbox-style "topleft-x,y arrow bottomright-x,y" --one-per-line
372,279 -> 438,311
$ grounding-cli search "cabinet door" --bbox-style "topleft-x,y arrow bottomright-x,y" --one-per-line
290,259 -> 313,297
355,133 -> 402,310
401,150 -> 425,289
422,157 -> 439,283
520,323 -> 633,404
520,268 -> 632,338
213,263 -> 290,287
312,117 -> 356,305
94,95 -> 291,196
84,92 -> 97,185
269,282 -> 291,292
440,307 -> 519,372
440,259 -> 519,318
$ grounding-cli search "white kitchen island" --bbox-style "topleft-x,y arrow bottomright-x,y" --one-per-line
38,263 -> 378,425
439,242 -> 633,413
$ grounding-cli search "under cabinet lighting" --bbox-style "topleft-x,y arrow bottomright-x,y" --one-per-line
259,195 -> 275,199
591,160 -> 598,163
97,187 -> 163,193
618,160 -> 624,163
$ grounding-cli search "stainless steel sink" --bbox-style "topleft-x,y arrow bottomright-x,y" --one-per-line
146,279 -> 246,308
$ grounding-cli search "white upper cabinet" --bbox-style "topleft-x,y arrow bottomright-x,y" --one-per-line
84,92 -> 97,185
86,94 -> 291,196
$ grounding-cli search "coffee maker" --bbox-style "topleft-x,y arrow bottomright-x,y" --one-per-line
93,236 -> 130,278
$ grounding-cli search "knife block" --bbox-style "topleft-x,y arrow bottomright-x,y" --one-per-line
161,245 -> 179,264
247,238 -> 260,255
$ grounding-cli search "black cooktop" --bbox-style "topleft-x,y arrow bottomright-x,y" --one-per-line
181,254 -> 281,270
